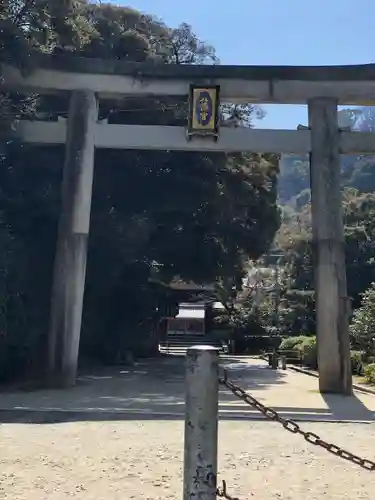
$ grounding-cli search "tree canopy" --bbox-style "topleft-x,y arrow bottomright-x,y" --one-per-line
278,108 -> 375,207
0,1 -> 280,380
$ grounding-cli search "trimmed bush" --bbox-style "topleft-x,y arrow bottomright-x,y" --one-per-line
350,284 -> 375,356
279,335 -> 317,368
364,363 -> 375,384
350,350 -> 365,375
299,336 -> 317,369
279,340 -> 372,374
279,336 -> 311,351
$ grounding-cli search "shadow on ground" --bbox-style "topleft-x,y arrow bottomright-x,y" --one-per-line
321,392 -> 374,424
0,356 -> 374,424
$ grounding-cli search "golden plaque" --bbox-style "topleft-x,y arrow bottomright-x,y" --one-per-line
187,85 -> 220,138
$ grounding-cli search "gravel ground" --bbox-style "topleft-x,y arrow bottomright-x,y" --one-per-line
1,357 -> 374,499
1,419 -> 375,500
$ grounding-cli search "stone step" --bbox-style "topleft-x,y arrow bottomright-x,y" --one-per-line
159,341 -> 223,347
159,340 -> 228,355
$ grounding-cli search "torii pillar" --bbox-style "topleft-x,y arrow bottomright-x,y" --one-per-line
48,90 -> 98,387
308,97 -> 352,395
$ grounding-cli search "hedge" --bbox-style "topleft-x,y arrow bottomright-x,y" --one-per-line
279,336 -> 312,351
364,363 -> 375,384
279,337 -> 375,381
279,335 -> 317,369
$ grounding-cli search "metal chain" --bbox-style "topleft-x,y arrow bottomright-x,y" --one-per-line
216,480 -> 240,500
218,370 -> 375,472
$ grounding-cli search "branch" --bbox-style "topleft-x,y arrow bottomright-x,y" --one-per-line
14,0 -> 36,27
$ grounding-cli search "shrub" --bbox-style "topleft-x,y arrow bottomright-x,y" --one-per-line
350,283 -> 375,355
279,335 -> 317,368
350,350 -> 365,375
299,336 -> 317,369
279,335 -> 311,351
364,363 -> 375,384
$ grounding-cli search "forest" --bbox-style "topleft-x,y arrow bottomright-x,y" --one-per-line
1,1 -> 374,385
0,1 -> 279,381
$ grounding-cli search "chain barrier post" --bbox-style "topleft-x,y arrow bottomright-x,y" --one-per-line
271,351 -> 278,369
281,356 -> 287,370
268,353 -> 273,366
183,346 -> 219,500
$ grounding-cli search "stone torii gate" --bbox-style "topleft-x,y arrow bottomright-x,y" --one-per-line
4,56 -> 375,394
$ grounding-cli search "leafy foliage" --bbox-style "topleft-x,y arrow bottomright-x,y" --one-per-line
279,336 -> 310,350
276,189 -> 375,337
273,106 -> 375,374
350,350 -> 365,376
350,283 -> 375,355
364,363 -> 375,384
0,1 -> 280,380
300,336 -> 317,369
278,108 -> 375,207
279,335 -> 316,368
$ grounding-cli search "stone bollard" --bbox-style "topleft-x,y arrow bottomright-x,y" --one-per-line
271,352 -> 278,369
183,346 -> 219,500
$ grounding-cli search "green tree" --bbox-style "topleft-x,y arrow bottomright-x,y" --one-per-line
0,2 -> 280,379
277,108 -> 375,205
276,189 -> 375,338
350,283 -> 375,355
278,155 -> 309,205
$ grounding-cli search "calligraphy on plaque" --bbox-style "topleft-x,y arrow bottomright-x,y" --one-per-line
187,85 -> 220,138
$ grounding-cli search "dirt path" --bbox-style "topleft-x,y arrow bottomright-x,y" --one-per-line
1,357 -> 375,499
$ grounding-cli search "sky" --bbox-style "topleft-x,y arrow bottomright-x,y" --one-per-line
113,0 -> 375,129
